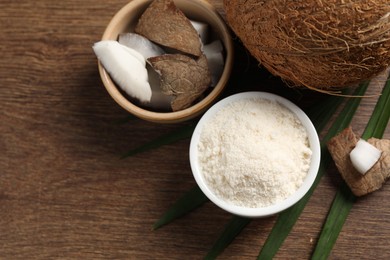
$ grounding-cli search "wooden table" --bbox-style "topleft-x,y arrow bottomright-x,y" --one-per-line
1,0 -> 389,259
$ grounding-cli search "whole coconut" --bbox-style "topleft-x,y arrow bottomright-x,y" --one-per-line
224,0 -> 390,92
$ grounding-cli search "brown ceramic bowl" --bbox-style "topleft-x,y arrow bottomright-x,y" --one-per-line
98,0 -> 234,123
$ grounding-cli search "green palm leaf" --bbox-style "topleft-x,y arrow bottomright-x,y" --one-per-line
204,216 -> 251,260
311,77 -> 390,259
121,123 -> 196,158
153,186 -> 208,230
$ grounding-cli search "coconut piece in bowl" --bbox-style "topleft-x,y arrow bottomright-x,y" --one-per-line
135,0 -> 202,57
203,40 -> 225,87
148,54 -> 211,111
92,40 -> 152,103
118,33 -> 165,59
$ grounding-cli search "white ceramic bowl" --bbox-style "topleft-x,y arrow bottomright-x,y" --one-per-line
189,91 -> 321,218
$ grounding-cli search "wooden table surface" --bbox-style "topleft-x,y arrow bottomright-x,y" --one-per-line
1,0 -> 389,259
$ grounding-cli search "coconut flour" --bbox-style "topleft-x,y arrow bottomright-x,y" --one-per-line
198,97 -> 312,208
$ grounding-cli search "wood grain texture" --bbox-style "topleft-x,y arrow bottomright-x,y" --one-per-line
1,0 -> 389,259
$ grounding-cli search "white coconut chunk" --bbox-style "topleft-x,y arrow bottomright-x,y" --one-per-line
121,44 -> 146,66
118,33 -> 165,59
206,52 -> 224,87
203,40 -> 225,87
350,139 -> 382,175
93,40 -> 152,103
190,20 -> 209,44
203,40 -> 224,55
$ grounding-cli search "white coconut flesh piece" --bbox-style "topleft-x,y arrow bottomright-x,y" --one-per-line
350,139 -> 382,175
118,33 -> 165,59
121,44 -> 146,66
203,40 -> 223,55
190,20 -> 209,44
93,40 -> 152,103
203,40 -> 225,87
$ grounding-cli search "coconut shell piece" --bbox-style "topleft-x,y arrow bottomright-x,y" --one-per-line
135,0 -> 202,57
327,126 -> 390,196
148,54 -> 211,111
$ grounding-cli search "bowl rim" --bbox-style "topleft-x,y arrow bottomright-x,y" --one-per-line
189,91 -> 321,218
98,0 -> 234,123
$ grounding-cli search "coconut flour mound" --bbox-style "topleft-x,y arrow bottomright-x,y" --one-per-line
198,98 -> 312,208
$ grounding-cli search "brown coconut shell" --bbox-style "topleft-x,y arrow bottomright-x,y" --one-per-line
148,54 -> 211,111
135,0 -> 202,57
224,0 -> 390,92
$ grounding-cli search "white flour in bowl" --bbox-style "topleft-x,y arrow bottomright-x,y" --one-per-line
198,97 -> 312,208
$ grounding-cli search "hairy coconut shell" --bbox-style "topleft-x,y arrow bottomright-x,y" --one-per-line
224,0 -> 390,91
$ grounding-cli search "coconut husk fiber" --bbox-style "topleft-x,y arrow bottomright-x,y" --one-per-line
224,0 -> 390,92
